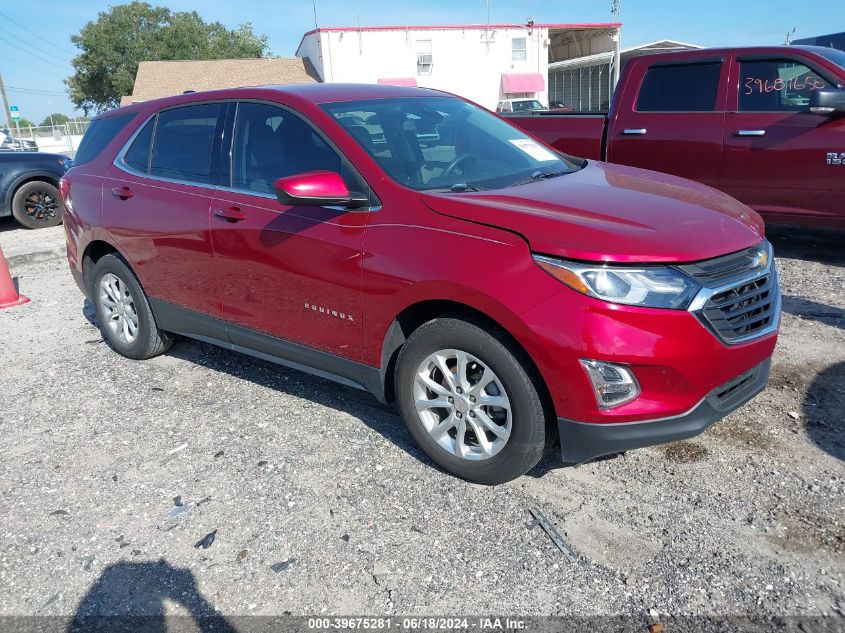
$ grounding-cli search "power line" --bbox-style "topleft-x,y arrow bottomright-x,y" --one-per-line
0,23 -> 73,64
6,86 -> 67,96
0,10 -> 78,57
0,33 -> 72,70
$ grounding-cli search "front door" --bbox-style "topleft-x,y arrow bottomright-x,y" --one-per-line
721,55 -> 845,227
105,102 -> 224,318
609,59 -> 728,187
211,101 -> 369,362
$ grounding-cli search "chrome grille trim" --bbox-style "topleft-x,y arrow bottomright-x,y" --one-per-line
686,242 -> 781,345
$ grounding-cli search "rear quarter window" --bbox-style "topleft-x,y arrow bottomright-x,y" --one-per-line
636,62 -> 722,112
73,112 -> 137,166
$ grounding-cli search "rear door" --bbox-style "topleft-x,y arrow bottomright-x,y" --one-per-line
210,100 -> 369,361
609,58 -> 729,186
106,102 -> 225,318
721,54 -> 845,226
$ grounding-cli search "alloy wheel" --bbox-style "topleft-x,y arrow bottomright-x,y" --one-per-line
99,273 -> 139,345
413,349 -> 512,461
24,189 -> 59,223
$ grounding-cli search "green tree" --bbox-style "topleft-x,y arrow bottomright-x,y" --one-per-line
66,1 -> 270,114
40,113 -> 71,127
8,117 -> 36,128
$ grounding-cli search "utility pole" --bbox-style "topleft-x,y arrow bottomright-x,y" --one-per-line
785,27 -> 796,45
0,73 -> 11,129
610,1 -> 622,88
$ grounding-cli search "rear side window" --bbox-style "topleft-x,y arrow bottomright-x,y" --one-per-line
123,117 -> 155,173
73,113 -> 136,166
149,103 -> 222,184
636,62 -> 722,112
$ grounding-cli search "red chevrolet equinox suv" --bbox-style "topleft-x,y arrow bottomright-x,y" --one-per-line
62,84 -> 780,484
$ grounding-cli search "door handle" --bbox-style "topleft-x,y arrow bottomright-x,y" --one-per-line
214,206 -> 247,223
110,186 -> 134,200
735,129 -> 766,137
622,128 -> 647,135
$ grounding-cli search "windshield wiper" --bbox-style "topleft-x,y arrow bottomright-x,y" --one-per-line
508,169 -> 567,188
449,183 -> 486,192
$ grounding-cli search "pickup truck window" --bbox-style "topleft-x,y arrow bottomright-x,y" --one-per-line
323,96 -> 579,192
739,60 -> 829,112
636,62 -> 722,112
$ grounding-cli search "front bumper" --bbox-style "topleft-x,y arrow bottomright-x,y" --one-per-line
558,358 -> 771,464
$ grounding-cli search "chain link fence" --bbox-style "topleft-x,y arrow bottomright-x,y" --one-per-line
2,121 -> 90,157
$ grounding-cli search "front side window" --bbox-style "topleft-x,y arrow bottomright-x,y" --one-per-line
323,96 -> 581,192
636,62 -> 722,112
739,59 -> 829,112
149,103 -> 221,184
512,37 -> 527,61
232,102 -> 359,195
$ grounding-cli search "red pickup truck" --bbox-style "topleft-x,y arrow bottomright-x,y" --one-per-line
508,46 -> 845,229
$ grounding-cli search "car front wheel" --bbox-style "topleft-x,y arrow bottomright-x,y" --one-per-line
395,316 -> 551,484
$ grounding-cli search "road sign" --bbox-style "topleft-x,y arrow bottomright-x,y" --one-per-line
9,105 -> 20,122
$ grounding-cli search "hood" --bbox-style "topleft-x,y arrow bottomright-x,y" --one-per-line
421,161 -> 765,263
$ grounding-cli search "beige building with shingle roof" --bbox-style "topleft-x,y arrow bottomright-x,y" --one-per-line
119,57 -> 320,106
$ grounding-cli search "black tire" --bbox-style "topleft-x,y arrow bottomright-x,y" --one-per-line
395,316 -> 551,484
91,254 -> 172,360
11,181 -> 63,229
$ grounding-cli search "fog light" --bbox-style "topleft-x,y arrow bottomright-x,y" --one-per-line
580,359 -> 640,409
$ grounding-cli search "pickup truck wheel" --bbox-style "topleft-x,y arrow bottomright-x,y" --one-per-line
395,317 -> 549,484
11,181 -> 63,229
91,254 -> 172,360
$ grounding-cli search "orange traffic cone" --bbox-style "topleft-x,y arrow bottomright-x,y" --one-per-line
0,246 -> 30,309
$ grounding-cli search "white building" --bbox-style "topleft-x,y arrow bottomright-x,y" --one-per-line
296,21 -> 622,111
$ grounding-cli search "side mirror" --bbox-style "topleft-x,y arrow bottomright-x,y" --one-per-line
274,171 -> 368,209
809,89 -> 845,115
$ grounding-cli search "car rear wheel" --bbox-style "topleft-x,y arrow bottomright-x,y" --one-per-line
11,181 -> 63,229
92,254 -> 172,360
395,316 -> 551,484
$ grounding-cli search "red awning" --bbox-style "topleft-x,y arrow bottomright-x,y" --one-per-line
501,72 -> 545,93
377,77 -> 417,87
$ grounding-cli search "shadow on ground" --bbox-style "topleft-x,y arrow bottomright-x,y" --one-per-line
803,361 -> 845,462
766,226 -> 845,266
68,560 -> 236,632
782,296 -> 845,331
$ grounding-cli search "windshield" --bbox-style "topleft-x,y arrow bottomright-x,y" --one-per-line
512,100 -> 545,111
322,96 -> 580,191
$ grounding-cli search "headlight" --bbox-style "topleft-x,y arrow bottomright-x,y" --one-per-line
60,158 -> 73,171
533,255 -> 700,309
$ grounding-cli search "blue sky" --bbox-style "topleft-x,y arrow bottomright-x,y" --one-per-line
1,0 -> 840,123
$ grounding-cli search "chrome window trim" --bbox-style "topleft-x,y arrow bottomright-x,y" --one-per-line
113,107 -> 222,193
113,98 -> 380,212
686,241 -> 781,345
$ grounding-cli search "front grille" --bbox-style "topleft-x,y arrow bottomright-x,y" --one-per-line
698,269 -> 779,343
706,359 -> 771,412
678,241 -> 767,286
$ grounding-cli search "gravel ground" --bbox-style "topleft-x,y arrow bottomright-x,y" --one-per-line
0,225 -> 842,629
